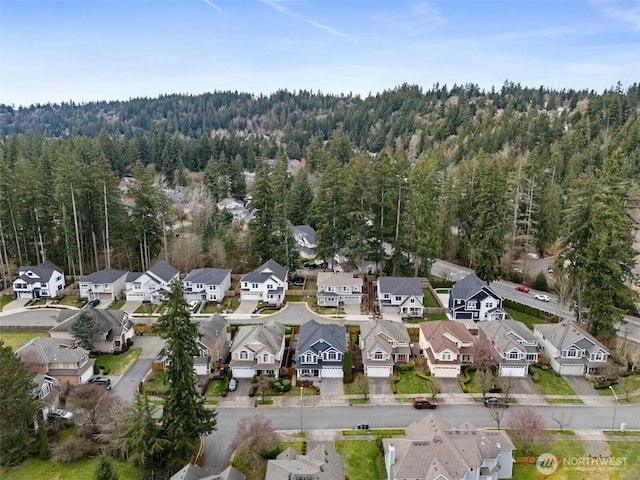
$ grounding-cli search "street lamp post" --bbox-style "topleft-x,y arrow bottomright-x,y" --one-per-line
300,386 -> 303,433
609,385 -> 618,432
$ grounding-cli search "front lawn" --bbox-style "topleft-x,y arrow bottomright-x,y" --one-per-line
0,457 -> 139,480
609,441 -> 640,478
335,440 -> 384,480
134,304 -> 157,314
505,307 -> 545,331
109,300 -> 126,310
393,371 -> 432,394
94,347 -> 142,375
143,370 -> 170,396
56,295 -> 85,308
0,330 -> 47,351
0,295 -> 14,311
530,366 -> 576,395
597,374 -> 640,397
205,378 -> 228,396
512,439 -> 584,480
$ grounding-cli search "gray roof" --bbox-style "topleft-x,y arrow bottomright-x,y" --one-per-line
50,309 -> 131,337
148,260 -> 179,283
231,321 -> 285,358
16,337 -> 88,365
317,272 -> 363,288
360,320 -> 411,360
449,273 -> 498,301
170,464 -> 245,480
377,277 -> 423,296
266,443 -> 344,480
81,269 -> 128,284
241,259 -> 288,283
291,224 -> 316,256
383,414 -> 513,479
126,272 -> 143,282
183,268 -> 231,286
16,261 -> 64,284
297,319 -> 346,356
479,319 -> 538,354
535,320 -> 609,354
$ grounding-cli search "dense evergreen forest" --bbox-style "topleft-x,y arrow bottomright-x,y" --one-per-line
1,80 -> 640,338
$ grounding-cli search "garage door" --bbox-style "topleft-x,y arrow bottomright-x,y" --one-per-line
232,367 -> 254,378
241,293 -> 261,300
430,365 -> 460,378
560,364 -> 585,376
500,365 -> 527,377
342,295 -> 361,305
321,367 -> 343,378
366,365 -> 392,377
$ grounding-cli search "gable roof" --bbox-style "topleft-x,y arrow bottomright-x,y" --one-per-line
50,309 -> 132,337
297,319 -> 346,355
535,320 -> 609,354
449,273 -> 498,301
81,269 -> 128,284
266,443 -> 344,480
16,261 -> 64,284
378,277 -> 423,296
16,337 -> 88,365
317,272 -> 363,288
170,464 -> 245,480
479,319 -> 538,354
232,321 -> 285,356
241,259 -> 288,283
183,268 -> 232,285
148,261 -> 179,282
420,320 -> 475,354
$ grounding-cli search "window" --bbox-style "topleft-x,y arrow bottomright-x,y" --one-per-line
383,293 -> 389,299
305,353 -> 313,363
240,351 -> 248,360
486,302 -> 493,308
462,354 -> 470,362
327,351 -> 337,360
251,283 -> 258,289
468,301 -> 477,309
527,354 -> 537,361
566,349 -> 577,358
594,351 -> 604,361
410,298 -> 415,303
442,352 -> 451,361
267,284 -> 274,290
509,351 -> 519,359
196,283 -> 203,289
134,282 -> 141,290
395,296 -> 402,302
374,352 -> 383,360
263,353 -> 269,363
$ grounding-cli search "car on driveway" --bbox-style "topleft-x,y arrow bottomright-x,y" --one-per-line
188,300 -> 200,312
88,376 -> 112,388
83,299 -> 100,309
228,378 -> 237,392
484,397 -> 509,408
534,294 -> 550,302
515,286 -> 529,293
48,408 -> 74,420
412,397 -> 437,409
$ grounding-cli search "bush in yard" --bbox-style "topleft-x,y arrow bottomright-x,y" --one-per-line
273,382 -> 282,392
396,361 -> 415,373
52,435 -> 98,462
281,379 -> 291,392
38,425 -> 50,460
533,271 -> 548,291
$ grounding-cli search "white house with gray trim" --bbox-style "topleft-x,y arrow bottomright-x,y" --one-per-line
240,259 -> 288,306
183,268 -> 232,302
79,269 -> 128,302
125,261 -> 179,303
377,277 -> 424,318
13,261 -> 65,299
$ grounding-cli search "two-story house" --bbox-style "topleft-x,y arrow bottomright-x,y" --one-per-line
377,277 -> 424,318
291,224 -> 317,260
79,269 -> 128,302
419,320 -> 475,378
13,261 -> 65,299
125,261 -> 179,304
266,444 -> 344,480
16,337 -> 94,386
240,259 -> 288,306
170,464 -> 245,480
534,320 -> 611,376
383,414 -> 514,480
183,268 -> 232,303
49,309 -> 135,354
193,314 -> 229,376
296,319 -> 346,379
229,321 -> 286,379
448,274 -> 506,321
316,272 -> 363,307
479,319 -> 539,377
360,320 -> 411,377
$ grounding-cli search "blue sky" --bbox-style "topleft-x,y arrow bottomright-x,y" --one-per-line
1,0 -> 639,106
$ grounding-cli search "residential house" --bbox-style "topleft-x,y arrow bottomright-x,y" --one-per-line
79,269 -> 128,302
16,337 -> 94,386
383,414 -> 514,480
296,319 -> 346,379
265,443 -> 344,480
183,268 -> 232,303
360,320 -> 411,377
170,464 -> 245,480
229,321 -> 286,378
291,224 -> 316,259
419,320 -> 475,378
479,319 -> 539,377
240,259 -> 288,306
13,261 -> 65,299
193,314 -> 229,376
377,277 -> 424,318
125,261 -> 180,304
316,272 -> 363,307
534,321 -> 611,376
448,274 -> 506,321
49,309 -> 135,354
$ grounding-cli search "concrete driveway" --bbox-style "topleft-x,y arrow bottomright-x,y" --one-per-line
368,377 -> 392,395
343,304 -> 361,315
564,375 -> 597,396
318,378 -> 344,398
437,377 -> 463,394
510,376 -> 538,395
235,300 -> 258,314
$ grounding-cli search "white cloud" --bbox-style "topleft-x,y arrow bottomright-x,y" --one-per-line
202,0 -> 223,13
590,0 -> 640,30
371,1 -> 446,36
260,0 -> 354,40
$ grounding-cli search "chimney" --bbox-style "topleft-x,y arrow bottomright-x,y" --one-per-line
388,444 -> 395,465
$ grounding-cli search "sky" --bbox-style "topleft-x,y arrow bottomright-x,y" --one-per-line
1,0 -> 639,107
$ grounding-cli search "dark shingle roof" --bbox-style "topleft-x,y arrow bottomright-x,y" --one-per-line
17,261 -> 64,284
449,274 -> 491,301
241,259 -> 287,283
148,261 -> 179,282
377,277 -> 422,296
297,319 -> 346,355
50,309 -> 128,336
81,269 -> 128,284
183,268 -> 231,285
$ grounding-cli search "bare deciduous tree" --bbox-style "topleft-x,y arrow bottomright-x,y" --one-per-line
230,414 -> 280,469
475,367 -> 495,400
508,408 -> 550,454
426,377 -> 440,401
550,411 -> 573,433
355,374 -> 370,400
488,405 -> 506,430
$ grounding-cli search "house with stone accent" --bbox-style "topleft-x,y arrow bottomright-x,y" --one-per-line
419,320 -> 475,378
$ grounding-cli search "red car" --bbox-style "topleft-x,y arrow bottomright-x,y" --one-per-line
515,286 -> 529,293
413,397 -> 437,409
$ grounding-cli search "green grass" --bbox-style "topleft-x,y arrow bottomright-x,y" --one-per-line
394,371 -> 432,394
546,398 -> 584,404
603,430 -> 640,436
505,307 -> 549,331
134,304 -> 156,314
31,299 -> 47,306
57,295 -> 85,307
0,331 -> 48,351
609,442 -> 640,479
426,312 -> 448,320
348,398 -> 369,405
143,370 -> 170,395
422,289 -> 440,307
335,440 -> 384,480
109,300 -> 126,310
597,375 -> 640,397
0,458 -> 140,480
202,303 -> 223,314
0,295 -> 14,311
255,399 -> 274,406
550,429 -> 575,435
342,428 -> 404,436
530,366 -> 576,395
512,439 -> 585,480
205,379 -> 229,396
286,295 -> 303,302
94,347 -> 142,375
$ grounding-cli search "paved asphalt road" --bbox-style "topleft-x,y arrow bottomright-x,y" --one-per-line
110,335 -> 166,401
202,402 -> 640,472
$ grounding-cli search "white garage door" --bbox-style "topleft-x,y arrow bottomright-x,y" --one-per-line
241,292 -> 261,300
342,295 -> 361,305
366,365 -> 392,377
560,364 -> 585,376
232,367 -> 254,379
500,365 -> 527,377
321,367 -> 343,378
430,365 -> 460,378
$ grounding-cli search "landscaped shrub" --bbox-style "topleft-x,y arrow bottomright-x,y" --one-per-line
396,361 -> 416,373
281,379 -> 291,392
533,271 -> 548,291
343,351 -> 353,383
593,378 -> 618,390
51,436 -> 98,462
38,425 -> 50,460
459,366 -> 474,393
391,374 -> 400,394
248,386 -> 256,397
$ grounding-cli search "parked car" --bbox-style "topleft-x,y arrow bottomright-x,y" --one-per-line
48,408 -> 74,420
515,286 -> 529,293
188,300 -> 200,312
88,376 -> 112,388
534,294 -> 550,302
412,397 -> 437,409
484,397 -> 509,408
83,299 -> 100,309
228,378 -> 237,392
